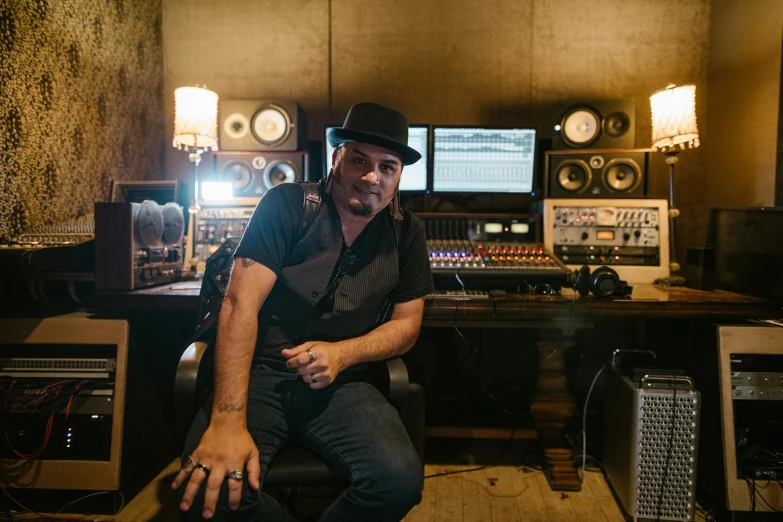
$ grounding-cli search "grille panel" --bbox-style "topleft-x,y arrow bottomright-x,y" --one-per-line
0,358 -> 116,372
635,392 -> 699,519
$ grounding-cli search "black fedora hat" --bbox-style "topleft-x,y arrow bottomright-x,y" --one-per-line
327,102 -> 421,165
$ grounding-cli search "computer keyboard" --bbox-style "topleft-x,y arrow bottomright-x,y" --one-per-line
429,289 -> 489,299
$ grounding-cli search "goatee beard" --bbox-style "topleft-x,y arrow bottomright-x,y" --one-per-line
348,199 -> 373,216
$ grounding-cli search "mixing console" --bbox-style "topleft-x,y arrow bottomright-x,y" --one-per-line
420,213 -> 567,291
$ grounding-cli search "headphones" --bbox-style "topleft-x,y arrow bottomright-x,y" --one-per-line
571,265 -> 633,298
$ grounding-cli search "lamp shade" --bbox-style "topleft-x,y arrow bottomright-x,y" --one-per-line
650,84 -> 699,152
173,86 -> 219,151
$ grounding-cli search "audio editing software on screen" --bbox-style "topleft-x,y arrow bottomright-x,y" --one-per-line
325,125 -> 429,191
433,128 -> 536,193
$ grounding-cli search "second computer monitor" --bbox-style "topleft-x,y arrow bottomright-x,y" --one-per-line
432,127 -> 536,193
324,125 -> 429,191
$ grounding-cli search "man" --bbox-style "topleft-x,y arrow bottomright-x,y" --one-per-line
173,102 -> 434,521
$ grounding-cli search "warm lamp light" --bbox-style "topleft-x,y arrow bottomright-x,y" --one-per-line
650,84 -> 699,152
649,84 -> 700,284
173,85 -> 218,267
173,86 -> 219,152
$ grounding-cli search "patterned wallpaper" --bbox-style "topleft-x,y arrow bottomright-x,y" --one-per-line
0,0 -> 164,240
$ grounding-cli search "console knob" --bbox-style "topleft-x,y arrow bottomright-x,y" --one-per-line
623,233 -> 630,241
581,232 -> 588,240
634,230 -> 641,238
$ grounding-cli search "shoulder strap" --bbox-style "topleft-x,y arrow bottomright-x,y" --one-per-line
299,180 -> 323,239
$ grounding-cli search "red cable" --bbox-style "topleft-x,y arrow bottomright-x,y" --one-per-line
5,412 -> 54,460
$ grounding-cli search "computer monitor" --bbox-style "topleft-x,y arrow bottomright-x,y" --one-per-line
324,125 -> 429,191
432,127 -> 536,193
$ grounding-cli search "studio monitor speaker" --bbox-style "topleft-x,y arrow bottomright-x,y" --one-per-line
210,151 -> 308,199
220,101 -> 308,152
552,99 -> 635,150
545,149 -> 649,199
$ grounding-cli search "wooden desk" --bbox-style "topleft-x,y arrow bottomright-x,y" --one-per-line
95,282 -> 781,321
94,283 -> 782,492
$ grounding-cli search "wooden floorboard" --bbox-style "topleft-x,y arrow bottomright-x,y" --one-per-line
52,456 -> 632,522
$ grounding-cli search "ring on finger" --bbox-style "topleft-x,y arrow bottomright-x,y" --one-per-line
226,469 -> 243,482
307,350 -> 315,363
195,463 -> 210,475
311,373 -> 317,383
181,455 -> 197,471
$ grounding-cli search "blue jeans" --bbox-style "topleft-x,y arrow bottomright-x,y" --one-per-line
177,367 -> 423,521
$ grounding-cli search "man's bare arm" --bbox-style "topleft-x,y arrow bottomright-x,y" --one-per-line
337,298 -> 424,367
211,257 -> 277,427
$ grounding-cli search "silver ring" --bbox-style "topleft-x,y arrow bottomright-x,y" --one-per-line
311,373 -> 317,383
181,455 -> 197,471
227,469 -> 243,482
307,350 -> 314,363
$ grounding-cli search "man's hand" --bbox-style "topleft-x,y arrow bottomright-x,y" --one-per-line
172,424 -> 261,519
282,341 -> 346,388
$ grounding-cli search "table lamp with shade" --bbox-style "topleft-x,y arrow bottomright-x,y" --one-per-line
173,86 -> 218,263
649,84 -> 700,286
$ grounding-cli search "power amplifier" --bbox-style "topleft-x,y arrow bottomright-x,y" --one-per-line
540,198 -> 670,283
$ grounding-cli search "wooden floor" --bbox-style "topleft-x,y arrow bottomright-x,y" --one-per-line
104,460 -> 625,522
31,442 -> 713,521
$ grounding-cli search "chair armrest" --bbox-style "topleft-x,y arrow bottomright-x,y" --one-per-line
174,341 -> 214,444
367,357 -> 409,410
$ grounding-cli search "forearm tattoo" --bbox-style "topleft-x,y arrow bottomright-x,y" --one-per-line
241,258 -> 256,268
216,403 -> 245,413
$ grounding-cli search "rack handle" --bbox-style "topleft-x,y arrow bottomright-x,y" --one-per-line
639,374 -> 694,392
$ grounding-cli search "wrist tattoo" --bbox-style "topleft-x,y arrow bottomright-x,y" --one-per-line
241,258 -> 256,268
216,403 -> 245,413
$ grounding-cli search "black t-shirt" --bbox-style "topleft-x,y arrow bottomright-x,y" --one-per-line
234,183 -> 434,305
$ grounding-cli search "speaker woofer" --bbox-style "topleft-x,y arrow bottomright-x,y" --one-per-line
556,160 -> 592,192
603,158 -> 642,192
220,162 -> 253,192
603,111 -> 631,138
264,161 -> 297,190
560,106 -> 601,148
251,105 -> 292,145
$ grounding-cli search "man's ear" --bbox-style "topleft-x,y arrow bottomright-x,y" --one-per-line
331,145 -> 343,168
325,168 -> 334,194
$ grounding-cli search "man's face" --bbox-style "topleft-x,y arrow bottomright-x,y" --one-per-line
330,142 -> 403,217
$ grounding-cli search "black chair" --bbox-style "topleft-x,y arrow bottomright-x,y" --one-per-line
173,340 -> 425,493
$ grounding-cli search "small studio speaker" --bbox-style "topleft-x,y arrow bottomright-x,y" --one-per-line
552,99 -> 635,150
220,101 -> 308,152
545,149 -> 649,199
210,151 -> 308,198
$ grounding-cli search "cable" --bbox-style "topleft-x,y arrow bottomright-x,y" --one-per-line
53,491 -> 124,516
452,328 -> 531,417
424,427 -> 517,480
0,482 -> 83,521
656,381 -> 677,521
579,363 -> 606,481
454,272 -> 465,291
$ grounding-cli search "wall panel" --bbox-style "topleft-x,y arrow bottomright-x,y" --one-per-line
0,0 -> 165,240
162,0 -> 330,187
705,0 -> 783,209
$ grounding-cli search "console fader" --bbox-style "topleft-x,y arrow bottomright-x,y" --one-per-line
420,213 -> 567,291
